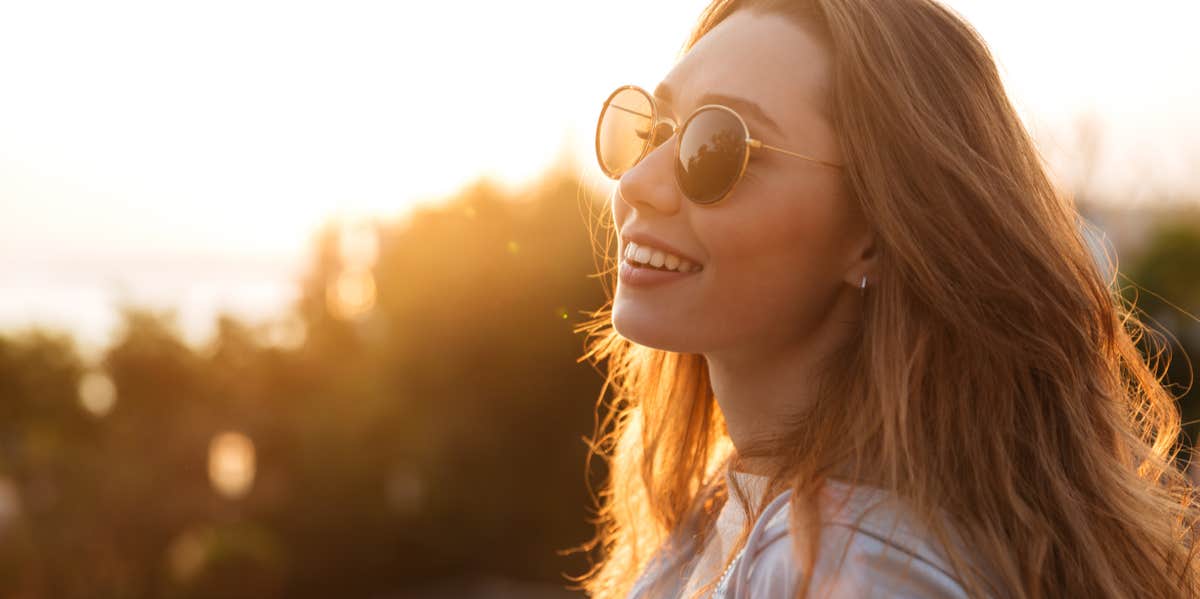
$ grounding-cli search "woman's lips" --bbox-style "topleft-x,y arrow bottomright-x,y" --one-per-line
618,257 -> 702,288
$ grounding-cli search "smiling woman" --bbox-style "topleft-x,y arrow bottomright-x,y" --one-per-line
570,1 -> 1200,598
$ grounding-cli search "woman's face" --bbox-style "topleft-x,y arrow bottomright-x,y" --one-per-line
611,10 -> 871,356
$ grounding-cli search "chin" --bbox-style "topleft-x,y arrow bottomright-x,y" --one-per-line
611,301 -> 699,353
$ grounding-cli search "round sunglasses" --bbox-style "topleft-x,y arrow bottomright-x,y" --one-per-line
595,84 -> 844,205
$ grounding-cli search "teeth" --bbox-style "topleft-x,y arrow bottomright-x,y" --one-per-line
634,245 -> 652,264
623,240 -> 700,273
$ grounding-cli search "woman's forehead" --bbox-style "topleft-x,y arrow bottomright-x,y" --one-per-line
656,10 -> 832,136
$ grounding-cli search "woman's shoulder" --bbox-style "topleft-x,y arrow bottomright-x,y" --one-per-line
726,480 -> 988,598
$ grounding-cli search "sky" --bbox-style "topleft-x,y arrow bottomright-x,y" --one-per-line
1,0 -> 1198,356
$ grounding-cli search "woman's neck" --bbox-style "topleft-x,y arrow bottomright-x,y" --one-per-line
703,286 -> 863,459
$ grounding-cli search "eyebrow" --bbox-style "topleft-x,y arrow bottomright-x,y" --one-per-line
654,82 -> 784,138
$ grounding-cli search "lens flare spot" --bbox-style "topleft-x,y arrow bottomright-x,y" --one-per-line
506,240 -> 520,254
208,431 -> 256,499
78,371 -> 117,417
325,268 -> 377,321
166,525 -> 216,583
337,220 -> 380,270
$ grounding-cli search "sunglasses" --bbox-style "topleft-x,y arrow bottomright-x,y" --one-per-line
595,84 -> 844,205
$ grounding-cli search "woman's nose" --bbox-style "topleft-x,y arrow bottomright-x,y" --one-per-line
616,140 -> 682,217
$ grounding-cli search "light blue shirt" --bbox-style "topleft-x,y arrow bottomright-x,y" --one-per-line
627,472 -> 989,598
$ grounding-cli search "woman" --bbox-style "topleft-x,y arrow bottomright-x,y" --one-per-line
571,0 -> 1200,598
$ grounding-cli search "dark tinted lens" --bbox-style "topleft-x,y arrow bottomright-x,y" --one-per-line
674,107 -> 747,204
596,88 -> 654,178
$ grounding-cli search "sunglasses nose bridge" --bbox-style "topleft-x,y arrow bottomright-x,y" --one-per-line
649,116 -> 678,149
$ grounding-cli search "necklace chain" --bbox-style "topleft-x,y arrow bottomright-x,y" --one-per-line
710,547 -> 745,598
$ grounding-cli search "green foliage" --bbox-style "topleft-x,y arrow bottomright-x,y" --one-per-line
0,172 -> 608,598
1119,213 -> 1200,446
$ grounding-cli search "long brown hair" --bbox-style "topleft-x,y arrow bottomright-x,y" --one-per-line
568,1 -> 1200,597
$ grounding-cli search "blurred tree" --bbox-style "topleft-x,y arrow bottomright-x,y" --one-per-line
1120,211 -> 1200,447
0,330 -> 87,598
0,170 -> 611,598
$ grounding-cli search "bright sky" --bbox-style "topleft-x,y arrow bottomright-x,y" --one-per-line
1,0 -> 1198,355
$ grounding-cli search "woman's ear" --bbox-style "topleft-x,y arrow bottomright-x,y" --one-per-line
842,229 -> 877,288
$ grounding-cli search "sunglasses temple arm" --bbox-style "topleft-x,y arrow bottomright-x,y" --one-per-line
748,138 -> 844,170
608,103 -> 653,119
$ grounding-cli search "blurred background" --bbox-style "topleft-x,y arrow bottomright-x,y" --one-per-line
0,1 -> 1198,597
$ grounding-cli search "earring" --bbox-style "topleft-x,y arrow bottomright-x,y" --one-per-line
860,275 -> 867,291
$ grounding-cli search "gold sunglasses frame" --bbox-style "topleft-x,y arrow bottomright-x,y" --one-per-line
595,84 -> 845,205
